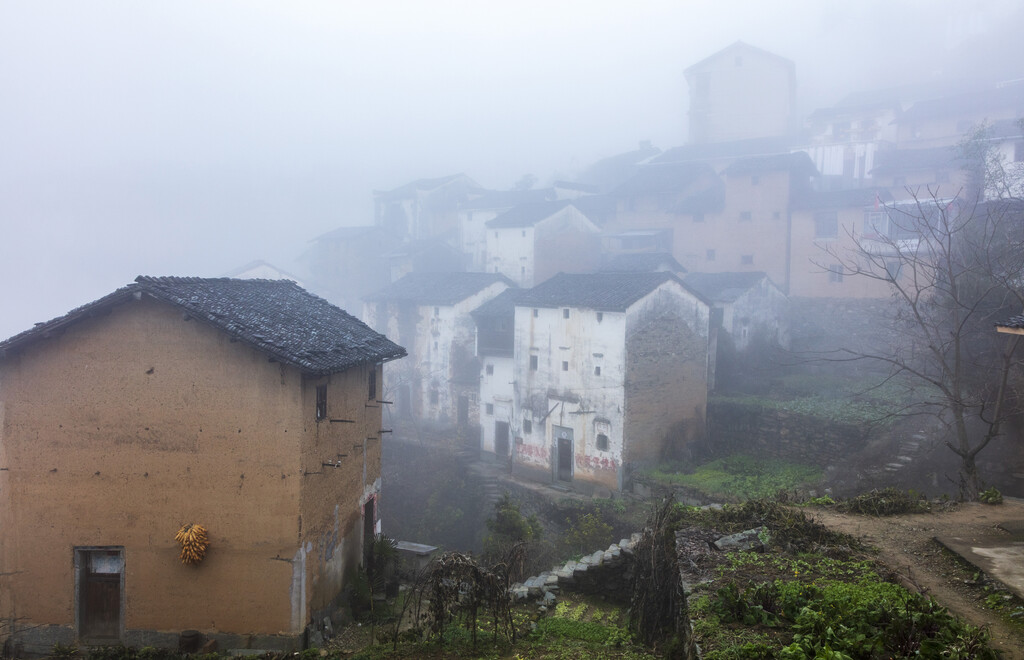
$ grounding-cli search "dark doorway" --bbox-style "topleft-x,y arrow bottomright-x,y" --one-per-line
494,421 -> 510,460
458,395 -> 469,426
76,548 -> 123,644
363,498 -> 375,565
554,426 -> 573,482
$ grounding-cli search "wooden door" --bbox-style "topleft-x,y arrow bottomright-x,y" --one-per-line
77,548 -> 123,643
494,421 -> 510,460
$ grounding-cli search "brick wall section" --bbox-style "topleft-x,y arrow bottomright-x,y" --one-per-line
625,315 -> 708,467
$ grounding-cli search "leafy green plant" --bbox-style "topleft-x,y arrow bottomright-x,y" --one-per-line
979,486 -> 1003,504
834,488 -> 930,515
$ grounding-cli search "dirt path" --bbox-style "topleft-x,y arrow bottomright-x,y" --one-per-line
809,500 -> 1024,659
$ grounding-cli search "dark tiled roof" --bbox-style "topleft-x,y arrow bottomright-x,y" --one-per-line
470,288 -> 526,319
567,194 -> 618,225
311,225 -> 386,243
870,146 -> 964,176
723,151 -> 818,177
577,143 -> 662,187
610,162 -> 715,196
684,271 -> 770,303
671,181 -> 726,214
684,41 -> 795,75
553,180 -> 604,193
486,200 -> 577,228
997,315 -> 1024,329
461,188 -> 556,211
792,188 -> 893,211
363,272 -> 513,305
599,252 -> 686,274
515,272 -> 695,312
900,83 -> 1024,123
651,136 -> 794,165
0,277 -> 406,375
374,173 -> 480,201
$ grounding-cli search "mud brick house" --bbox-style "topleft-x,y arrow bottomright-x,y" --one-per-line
0,277 -> 405,653
507,272 -> 711,492
363,272 -> 513,429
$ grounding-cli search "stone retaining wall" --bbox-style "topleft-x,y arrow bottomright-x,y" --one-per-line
704,400 -> 870,468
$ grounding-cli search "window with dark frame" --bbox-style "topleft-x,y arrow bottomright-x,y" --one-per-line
485,403 -> 494,415
368,369 -> 376,401
486,364 -> 494,375
594,366 -> 601,376
563,308 -> 570,319
523,419 -> 532,433
596,434 -> 609,451
562,361 -> 569,371
596,312 -> 603,322
315,385 -> 327,421
530,355 -> 538,370
741,254 -> 754,265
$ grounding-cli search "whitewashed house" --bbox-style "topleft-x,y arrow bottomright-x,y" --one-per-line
470,288 -> 523,459
363,272 -> 513,428
683,271 -> 789,351
486,201 -> 602,287
459,189 -> 556,272
510,272 -> 711,493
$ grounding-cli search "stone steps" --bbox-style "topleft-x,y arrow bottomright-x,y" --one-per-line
510,533 -> 641,601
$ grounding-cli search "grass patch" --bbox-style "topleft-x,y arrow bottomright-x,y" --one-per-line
648,455 -> 822,501
682,499 -> 998,659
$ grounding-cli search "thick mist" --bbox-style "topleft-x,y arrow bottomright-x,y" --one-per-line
2,0 -> 1023,338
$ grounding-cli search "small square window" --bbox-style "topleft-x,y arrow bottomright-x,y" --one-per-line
741,255 -> 754,265
594,366 -> 601,376
596,312 -> 603,322
315,384 -> 327,421
530,355 -> 538,371
596,434 -> 609,451
485,364 -> 494,375
563,308 -> 570,319
485,403 -> 494,415
523,419 -> 532,433
739,211 -> 752,221
706,249 -> 716,261
562,361 -> 569,371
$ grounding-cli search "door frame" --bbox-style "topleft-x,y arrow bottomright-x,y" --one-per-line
552,425 -> 574,482
74,546 -> 125,645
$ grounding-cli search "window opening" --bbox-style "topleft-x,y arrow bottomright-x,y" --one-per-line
316,385 -> 327,421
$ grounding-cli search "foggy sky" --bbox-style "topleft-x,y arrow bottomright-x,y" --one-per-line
2,0 -> 1023,340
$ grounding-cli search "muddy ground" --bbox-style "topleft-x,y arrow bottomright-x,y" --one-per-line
810,499 -> 1024,659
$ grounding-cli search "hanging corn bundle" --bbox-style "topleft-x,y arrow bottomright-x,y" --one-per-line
175,523 -> 210,565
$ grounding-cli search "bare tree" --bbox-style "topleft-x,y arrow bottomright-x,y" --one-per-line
819,183 -> 1024,498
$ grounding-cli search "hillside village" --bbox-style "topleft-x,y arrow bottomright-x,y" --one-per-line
327,41 -> 1024,495
3,39 -> 1024,657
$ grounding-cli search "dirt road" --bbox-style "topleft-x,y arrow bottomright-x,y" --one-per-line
810,500 -> 1024,659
